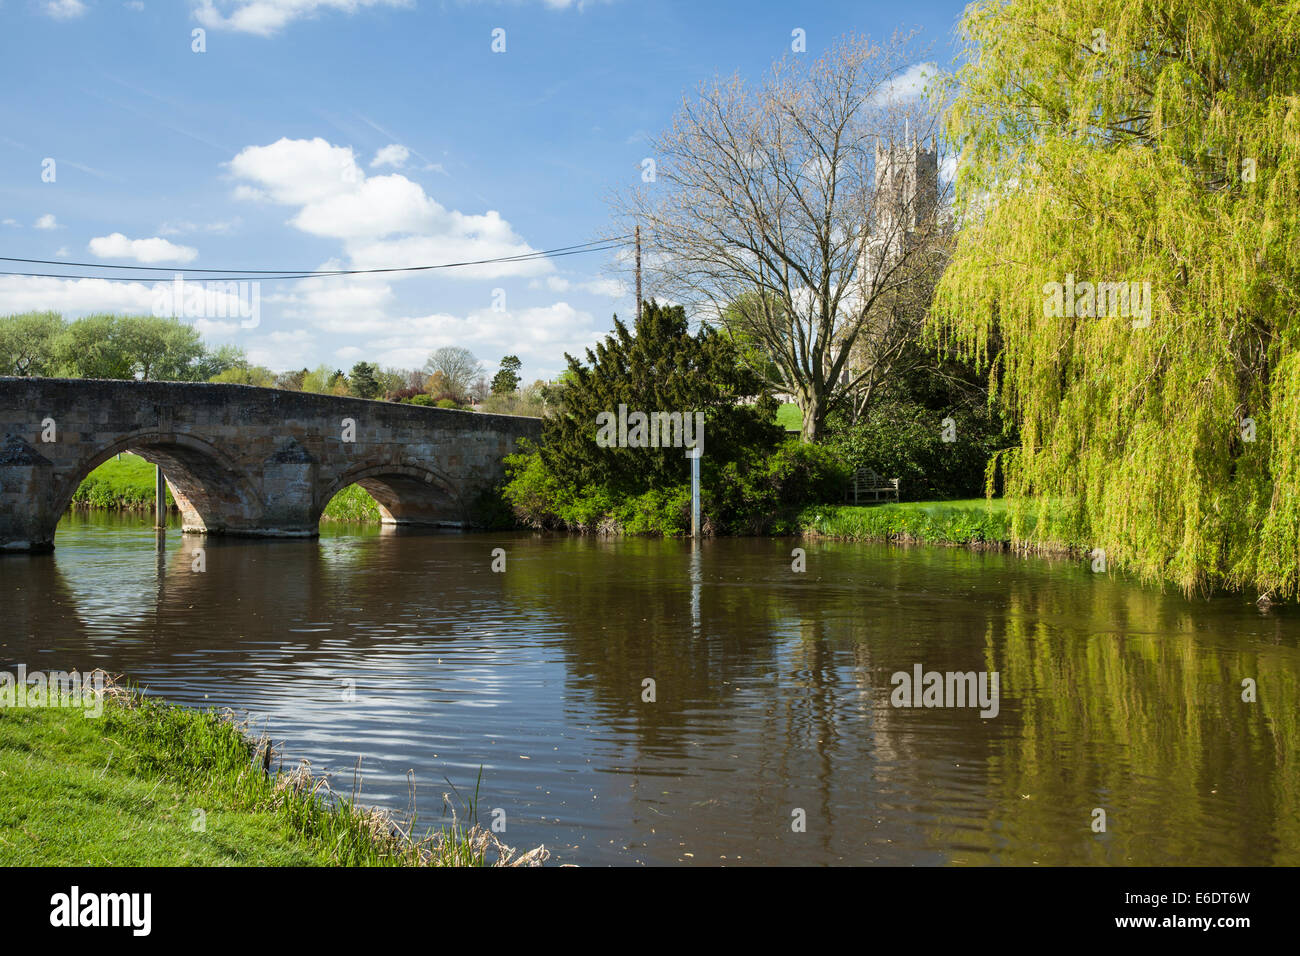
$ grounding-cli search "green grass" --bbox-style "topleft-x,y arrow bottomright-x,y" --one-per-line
776,402 -> 802,432
321,483 -> 381,522
0,684 -> 540,866
799,497 -> 1081,551
71,453 -> 173,510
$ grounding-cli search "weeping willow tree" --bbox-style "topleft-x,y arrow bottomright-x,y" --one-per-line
934,0 -> 1300,598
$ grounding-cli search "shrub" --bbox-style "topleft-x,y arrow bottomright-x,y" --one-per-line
503,439 -> 845,536
822,399 -> 1010,501
706,440 -> 850,534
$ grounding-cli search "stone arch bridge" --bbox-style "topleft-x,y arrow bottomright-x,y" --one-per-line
0,377 -> 541,552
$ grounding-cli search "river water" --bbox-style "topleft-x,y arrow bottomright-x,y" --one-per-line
4,512 -> 1298,865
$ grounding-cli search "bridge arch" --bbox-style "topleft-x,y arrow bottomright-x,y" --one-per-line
55,430 -> 265,535
319,462 -> 466,528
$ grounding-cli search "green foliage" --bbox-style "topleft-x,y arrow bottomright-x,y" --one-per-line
0,311 -> 63,375
823,399 -> 1009,501
708,441 -> 851,534
935,0 -> 1300,596
502,443 -> 692,534
349,361 -> 381,399
540,300 -> 783,493
798,498 -> 1084,550
0,312 -> 222,381
321,484 -> 381,522
491,354 -> 522,395
801,500 -> 1013,545
504,439 -> 845,536
480,378 -> 548,417
209,365 -> 276,387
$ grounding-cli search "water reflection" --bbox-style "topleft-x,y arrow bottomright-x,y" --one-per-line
1,511 -> 1296,865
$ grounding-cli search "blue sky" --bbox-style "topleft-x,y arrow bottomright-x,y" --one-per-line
0,0 -> 969,381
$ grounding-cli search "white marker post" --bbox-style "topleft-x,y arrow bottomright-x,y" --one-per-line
155,464 -> 165,529
690,447 -> 701,538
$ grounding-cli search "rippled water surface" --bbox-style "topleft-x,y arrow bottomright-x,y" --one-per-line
4,512 -> 1299,865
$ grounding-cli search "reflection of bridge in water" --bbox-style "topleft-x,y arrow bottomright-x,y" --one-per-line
0,377 -> 541,552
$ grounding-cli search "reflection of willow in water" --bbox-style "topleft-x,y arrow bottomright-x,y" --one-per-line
958,579 -> 1300,865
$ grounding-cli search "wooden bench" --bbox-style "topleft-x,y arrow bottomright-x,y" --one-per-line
847,468 -> 899,505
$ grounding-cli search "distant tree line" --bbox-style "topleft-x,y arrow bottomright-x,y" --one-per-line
0,312 -> 550,417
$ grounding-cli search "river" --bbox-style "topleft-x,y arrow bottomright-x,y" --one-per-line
4,511 -> 1298,865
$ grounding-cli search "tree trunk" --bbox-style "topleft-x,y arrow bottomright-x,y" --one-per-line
799,394 -> 824,443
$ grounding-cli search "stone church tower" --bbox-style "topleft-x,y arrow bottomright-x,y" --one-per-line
869,130 -> 939,267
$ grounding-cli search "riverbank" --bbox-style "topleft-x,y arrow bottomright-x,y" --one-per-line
0,679 -> 545,866
73,455 -> 1082,553
797,499 -> 1083,555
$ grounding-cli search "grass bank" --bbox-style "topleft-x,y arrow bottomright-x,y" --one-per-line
799,498 -> 1084,554
70,452 -> 173,510
0,680 -> 545,866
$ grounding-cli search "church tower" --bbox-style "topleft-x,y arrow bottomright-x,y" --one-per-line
870,130 -> 939,266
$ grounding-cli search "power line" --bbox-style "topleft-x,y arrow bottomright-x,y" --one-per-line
0,236 -> 632,283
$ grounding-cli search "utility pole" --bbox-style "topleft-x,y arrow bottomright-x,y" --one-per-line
635,223 -> 642,321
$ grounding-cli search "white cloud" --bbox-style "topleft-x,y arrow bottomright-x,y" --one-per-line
536,275 -> 626,297
872,61 -> 938,105
229,136 -> 551,279
35,214 -> 59,230
0,276 -> 156,313
269,274 -> 396,329
159,217 -> 241,236
88,233 -> 199,264
229,137 -> 364,205
193,0 -> 412,37
359,301 -> 608,377
43,0 -> 88,19
2,218 -> 20,228
125,1 -> 145,9
370,144 -> 409,168
55,247 -> 70,257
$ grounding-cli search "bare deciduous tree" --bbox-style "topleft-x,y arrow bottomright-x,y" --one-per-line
422,346 -> 482,401
614,32 -> 951,441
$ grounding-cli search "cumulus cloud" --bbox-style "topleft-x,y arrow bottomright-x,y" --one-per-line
537,275 -> 626,297
159,217 -> 241,236
359,301 -> 609,376
0,276 -> 156,313
871,61 -> 938,105
229,136 -> 551,279
43,0 -> 88,19
193,0 -> 412,37
89,233 -> 199,264
35,214 -> 59,230
193,0 -> 597,36
370,144 -> 409,168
